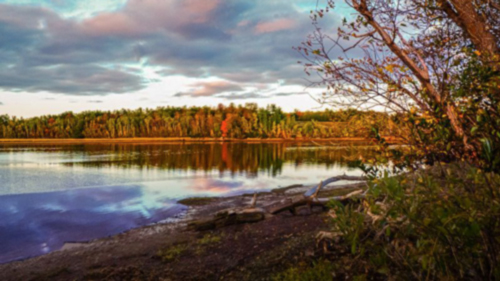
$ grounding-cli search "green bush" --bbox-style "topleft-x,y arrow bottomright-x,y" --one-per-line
327,163 -> 500,280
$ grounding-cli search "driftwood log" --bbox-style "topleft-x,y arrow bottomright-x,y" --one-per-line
188,174 -> 366,231
263,175 -> 365,214
188,193 -> 267,231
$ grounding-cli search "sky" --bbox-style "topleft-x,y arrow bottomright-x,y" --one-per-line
0,0 -> 348,117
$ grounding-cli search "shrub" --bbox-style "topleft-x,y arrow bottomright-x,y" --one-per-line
327,163 -> 500,280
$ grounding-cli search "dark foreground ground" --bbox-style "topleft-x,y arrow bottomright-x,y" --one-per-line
0,214 -> 329,281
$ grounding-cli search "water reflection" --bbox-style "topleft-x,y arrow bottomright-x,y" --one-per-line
0,184 -> 185,263
2,142 -> 375,171
0,142 -> 374,263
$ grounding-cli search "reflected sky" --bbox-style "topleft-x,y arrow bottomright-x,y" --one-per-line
0,143 -> 369,263
0,184 -> 185,264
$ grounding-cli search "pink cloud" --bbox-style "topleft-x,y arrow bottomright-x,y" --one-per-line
182,0 -> 220,23
187,81 -> 243,97
188,178 -> 240,194
254,18 -> 296,34
80,0 -> 222,37
82,13 -> 140,36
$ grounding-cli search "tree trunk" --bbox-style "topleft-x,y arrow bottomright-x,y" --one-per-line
439,0 -> 500,58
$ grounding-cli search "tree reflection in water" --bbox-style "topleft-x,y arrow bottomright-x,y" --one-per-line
37,142 -> 381,176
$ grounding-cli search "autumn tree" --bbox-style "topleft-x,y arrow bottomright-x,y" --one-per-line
298,0 -> 500,169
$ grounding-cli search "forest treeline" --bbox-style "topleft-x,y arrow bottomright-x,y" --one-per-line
0,104 -> 399,139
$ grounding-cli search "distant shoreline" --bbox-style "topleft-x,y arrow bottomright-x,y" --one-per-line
0,137 -> 401,145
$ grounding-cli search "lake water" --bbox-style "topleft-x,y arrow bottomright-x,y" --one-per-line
0,142 -> 372,263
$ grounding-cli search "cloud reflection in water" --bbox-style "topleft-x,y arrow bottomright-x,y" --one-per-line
0,184 -> 186,264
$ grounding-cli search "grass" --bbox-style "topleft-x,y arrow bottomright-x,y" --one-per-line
32,267 -> 71,281
157,234 -> 222,261
272,260 -> 337,281
194,233 -> 223,255
197,233 -> 222,246
156,243 -> 188,262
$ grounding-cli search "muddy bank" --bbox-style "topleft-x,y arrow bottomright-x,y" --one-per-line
0,209 -> 328,281
0,182 -> 360,281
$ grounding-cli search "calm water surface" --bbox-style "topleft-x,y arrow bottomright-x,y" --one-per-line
0,142 -> 373,263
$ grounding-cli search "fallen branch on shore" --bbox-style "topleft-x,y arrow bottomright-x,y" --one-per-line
264,175 -> 366,214
188,174 -> 366,231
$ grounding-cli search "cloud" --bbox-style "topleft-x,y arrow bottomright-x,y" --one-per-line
274,91 -> 308,96
0,64 -> 145,95
81,12 -> 139,37
0,0 -> 128,19
218,92 -> 266,100
255,18 -> 296,34
80,0 -> 241,39
175,81 -> 244,98
190,178 -> 244,193
217,91 -> 309,100
0,0 -> 347,98
0,5 -> 146,95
